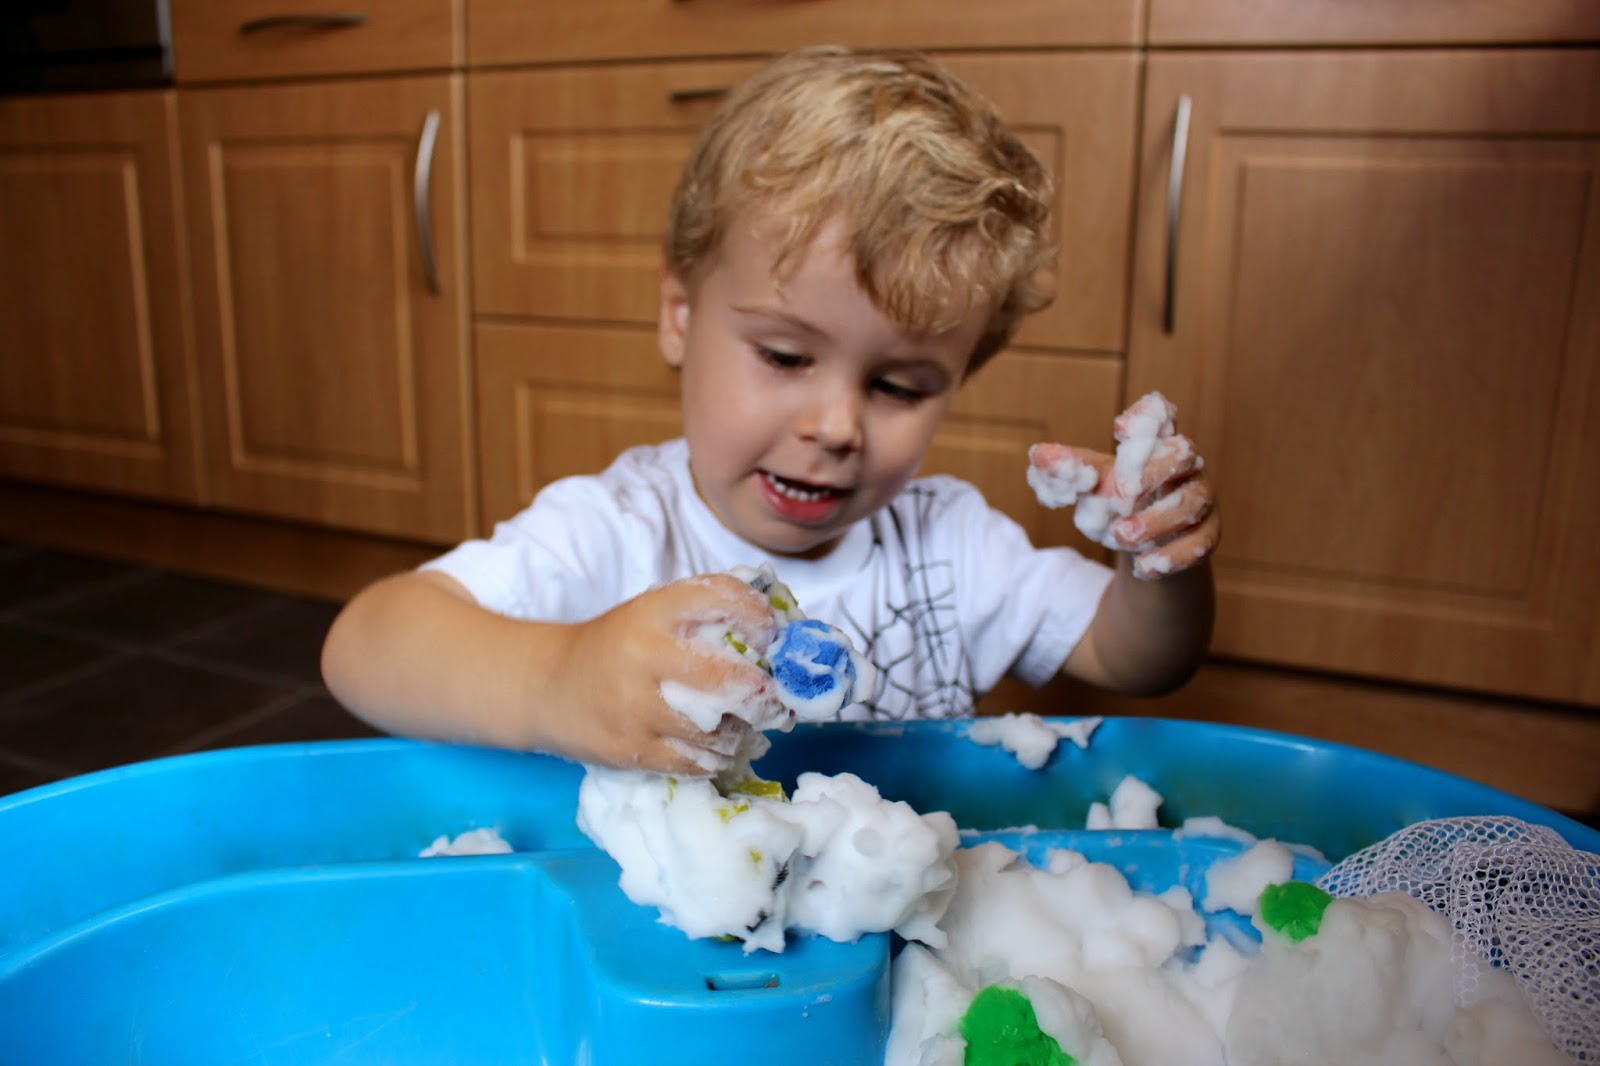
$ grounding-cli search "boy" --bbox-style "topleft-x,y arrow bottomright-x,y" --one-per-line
321,47 -> 1218,776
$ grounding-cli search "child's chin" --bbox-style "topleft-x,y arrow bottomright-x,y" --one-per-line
750,524 -> 846,560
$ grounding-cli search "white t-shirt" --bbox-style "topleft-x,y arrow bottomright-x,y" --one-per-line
424,439 -> 1112,721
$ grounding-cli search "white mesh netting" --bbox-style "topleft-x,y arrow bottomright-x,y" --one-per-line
1316,816 -> 1600,1064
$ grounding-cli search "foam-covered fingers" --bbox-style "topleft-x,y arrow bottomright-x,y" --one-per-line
1113,392 -> 1177,442
1113,476 -> 1213,549
675,573 -> 780,651
658,736 -> 735,776
703,714 -> 753,756
1027,442 -> 1109,510
1124,435 -> 1202,501
1130,508 -> 1220,580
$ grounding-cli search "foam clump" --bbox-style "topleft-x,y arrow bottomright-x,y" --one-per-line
1202,840 -> 1296,918
577,756 -> 958,954
967,713 -> 1102,770
1227,890 -> 1571,1066
417,827 -> 513,857
1085,775 -> 1163,830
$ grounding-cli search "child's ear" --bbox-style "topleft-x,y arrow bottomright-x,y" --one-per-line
658,269 -> 691,368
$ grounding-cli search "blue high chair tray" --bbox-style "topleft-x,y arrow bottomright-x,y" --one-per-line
0,718 -> 1593,1065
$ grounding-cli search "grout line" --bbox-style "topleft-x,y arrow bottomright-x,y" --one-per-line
0,649 -> 137,712
0,746 -> 75,778
152,645 -> 327,692
145,596 -> 295,654
160,688 -> 323,757
0,567 -> 159,620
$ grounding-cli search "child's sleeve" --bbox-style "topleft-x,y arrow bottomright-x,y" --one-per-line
421,475 -> 644,622
938,480 -> 1114,690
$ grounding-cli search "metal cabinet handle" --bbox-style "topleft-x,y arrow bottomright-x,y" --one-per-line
238,13 -> 370,34
414,108 -> 442,295
667,86 -> 729,105
1163,94 -> 1192,336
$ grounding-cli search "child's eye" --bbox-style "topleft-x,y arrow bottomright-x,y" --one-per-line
872,378 -> 927,404
757,346 -> 807,370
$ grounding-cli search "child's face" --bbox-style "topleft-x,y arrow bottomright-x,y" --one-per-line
659,212 -> 989,558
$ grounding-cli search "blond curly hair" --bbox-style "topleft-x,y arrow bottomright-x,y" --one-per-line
664,46 -> 1055,373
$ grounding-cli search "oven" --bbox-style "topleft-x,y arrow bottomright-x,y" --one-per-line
2,0 -> 172,94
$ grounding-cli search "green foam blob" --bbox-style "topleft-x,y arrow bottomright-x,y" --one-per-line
1258,880 -> 1334,942
958,985 -> 1076,1066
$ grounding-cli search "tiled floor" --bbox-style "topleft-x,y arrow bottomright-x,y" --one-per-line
0,538 -> 380,798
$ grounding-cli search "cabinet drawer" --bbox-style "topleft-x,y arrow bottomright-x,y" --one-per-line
1148,0 -> 1600,46
466,0 -> 1142,66
170,0 -> 459,84
469,52 -> 1139,353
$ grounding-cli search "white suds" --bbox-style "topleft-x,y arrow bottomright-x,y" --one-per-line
967,713 -> 1102,770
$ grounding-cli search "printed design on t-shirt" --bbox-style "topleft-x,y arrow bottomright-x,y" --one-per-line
838,485 -> 977,721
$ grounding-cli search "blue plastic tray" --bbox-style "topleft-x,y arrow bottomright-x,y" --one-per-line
0,718 -> 1592,1064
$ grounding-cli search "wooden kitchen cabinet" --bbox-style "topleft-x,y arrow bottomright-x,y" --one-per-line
470,52 -> 1140,354
1129,48 -> 1600,704
170,0 -> 460,84
467,51 -> 1139,537
466,0 -> 1142,66
1148,0 -> 1600,47
0,90 -> 203,503
178,75 -> 475,542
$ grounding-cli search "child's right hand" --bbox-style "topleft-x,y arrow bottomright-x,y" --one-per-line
541,574 -> 784,776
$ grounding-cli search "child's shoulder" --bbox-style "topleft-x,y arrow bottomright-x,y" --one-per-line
878,472 -> 1004,531
600,438 -> 690,482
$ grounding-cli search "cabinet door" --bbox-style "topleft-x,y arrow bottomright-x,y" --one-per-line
469,52 -> 1139,353
475,321 -> 1119,553
180,76 -> 474,542
466,0 -> 1141,66
1130,50 -> 1600,703
0,91 -> 201,502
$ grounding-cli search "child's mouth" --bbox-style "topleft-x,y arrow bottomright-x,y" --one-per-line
760,472 -> 848,524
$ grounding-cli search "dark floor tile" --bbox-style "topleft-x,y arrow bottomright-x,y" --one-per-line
170,597 -> 341,687
24,571 -> 280,648
0,620 -> 114,693
183,689 -> 383,752
0,654 -> 292,772
0,546 -> 141,612
0,752 -> 66,798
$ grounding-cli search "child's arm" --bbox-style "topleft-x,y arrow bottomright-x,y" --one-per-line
1031,393 -> 1220,696
320,569 -> 781,775
1064,551 -> 1215,696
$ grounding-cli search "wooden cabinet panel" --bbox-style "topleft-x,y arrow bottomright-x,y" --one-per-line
1149,0 -> 1600,47
170,0 -> 460,84
475,320 -> 1119,553
0,90 -> 202,502
1130,49 -> 1600,704
466,0 -> 1143,67
474,323 -> 681,527
933,351 -> 1122,558
469,53 -> 1139,353
180,75 -> 474,542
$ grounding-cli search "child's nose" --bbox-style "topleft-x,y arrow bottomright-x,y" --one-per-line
795,388 -> 863,454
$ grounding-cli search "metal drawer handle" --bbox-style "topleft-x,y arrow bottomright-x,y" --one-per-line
668,86 -> 729,105
414,108 -> 443,295
238,13 -> 371,34
1163,94 -> 1192,336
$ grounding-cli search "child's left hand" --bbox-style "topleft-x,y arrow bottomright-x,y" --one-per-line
1028,392 -> 1219,580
